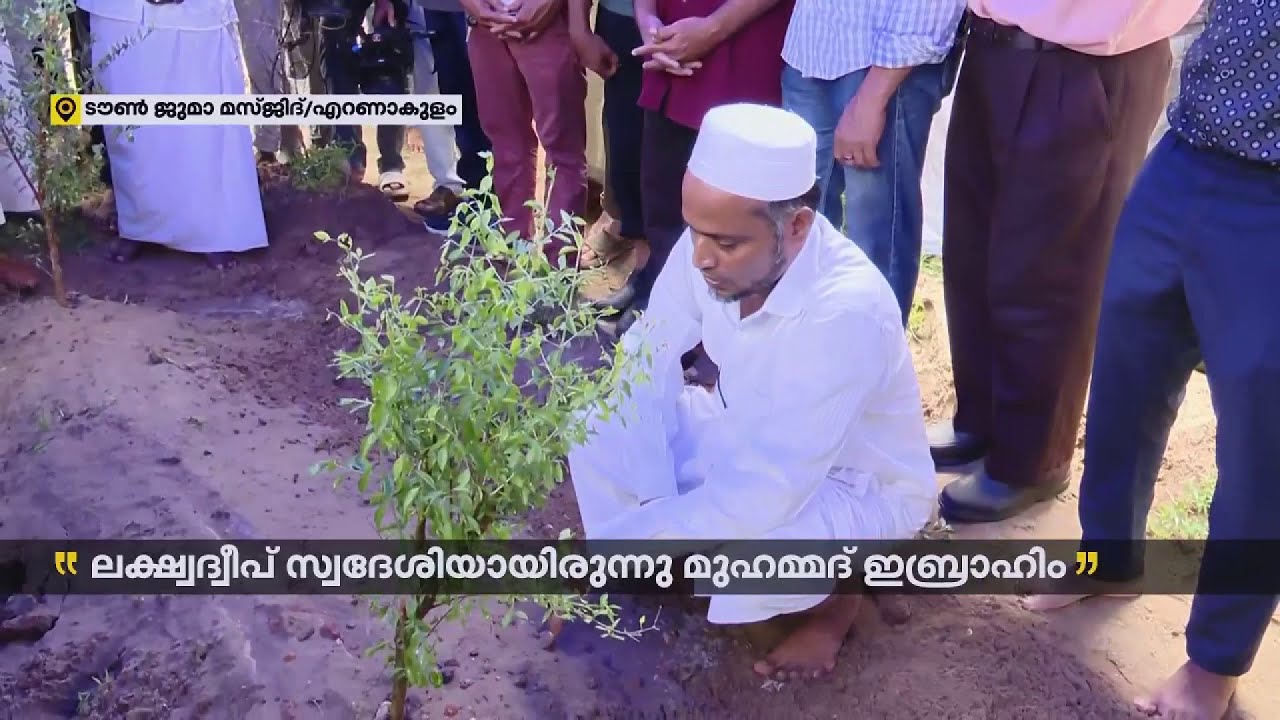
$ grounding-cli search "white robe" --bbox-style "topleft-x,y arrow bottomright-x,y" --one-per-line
80,0 -> 268,253
568,215 -> 938,625
0,21 -> 39,224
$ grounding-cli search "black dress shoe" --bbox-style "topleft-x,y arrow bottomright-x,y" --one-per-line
939,469 -> 1070,524
927,419 -> 986,468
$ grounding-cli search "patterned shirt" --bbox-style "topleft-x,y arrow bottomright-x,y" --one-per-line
1169,0 -> 1280,166
782,0 -> 966,80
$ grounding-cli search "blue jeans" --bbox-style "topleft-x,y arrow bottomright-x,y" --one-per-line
782,61 -> 949,324
1078,131 -> 1280,677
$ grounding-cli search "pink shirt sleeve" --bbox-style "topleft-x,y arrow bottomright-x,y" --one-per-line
968,0 -> 1205,56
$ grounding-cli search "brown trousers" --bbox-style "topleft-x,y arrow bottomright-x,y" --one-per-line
468,16 -> 587,255
942,26 -> 1173,487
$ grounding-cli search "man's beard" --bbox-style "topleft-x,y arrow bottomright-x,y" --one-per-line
709,236 -> 788,303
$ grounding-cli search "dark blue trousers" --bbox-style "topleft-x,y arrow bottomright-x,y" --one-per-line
1078,130 -> 1280,677
423,10 -> 492,190
595,7 -> 644,240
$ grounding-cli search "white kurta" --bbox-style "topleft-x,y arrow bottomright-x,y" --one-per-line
568,214 -> 938,624
0,21 -> 39,224
79,0 -> 267,253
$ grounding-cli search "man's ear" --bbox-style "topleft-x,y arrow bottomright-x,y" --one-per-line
788,206 -> 816,244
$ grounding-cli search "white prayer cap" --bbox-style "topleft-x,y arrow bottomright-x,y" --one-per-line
687,103 -> 818,203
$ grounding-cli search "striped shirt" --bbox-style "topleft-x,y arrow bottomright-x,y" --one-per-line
782,0 -> 966,80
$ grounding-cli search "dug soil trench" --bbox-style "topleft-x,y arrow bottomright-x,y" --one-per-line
0,165 -> 1274,719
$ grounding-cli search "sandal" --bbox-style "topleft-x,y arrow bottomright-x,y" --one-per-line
379,170 -> 409,202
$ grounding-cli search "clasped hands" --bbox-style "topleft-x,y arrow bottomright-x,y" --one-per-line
632,15 -> 720,76
461,0 -> 562,41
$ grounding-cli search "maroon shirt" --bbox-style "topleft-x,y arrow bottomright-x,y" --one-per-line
637,0 -> 795,131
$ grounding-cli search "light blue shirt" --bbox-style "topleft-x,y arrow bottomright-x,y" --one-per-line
782,0 -> 965,81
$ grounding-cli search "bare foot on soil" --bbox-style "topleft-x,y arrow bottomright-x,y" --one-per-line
752,594 -> 861,681
1020,576 -> 1141,612
1134,661 -> 1237,720
1021,592 -> 1140,612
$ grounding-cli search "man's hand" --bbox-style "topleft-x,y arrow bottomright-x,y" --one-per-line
371,0 -> 397,26
460,0 -> 514,30
834,87 -> 887,169
834,67 -> 911,169
633,14 -> 701,76
638,16 -> 719,64
571,30 -> 619,79
504,0 -> 563,40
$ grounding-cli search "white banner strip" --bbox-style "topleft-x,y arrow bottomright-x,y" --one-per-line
66,94 -> 462,126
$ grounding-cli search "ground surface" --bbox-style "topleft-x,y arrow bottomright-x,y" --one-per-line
1,165 -> 1275,720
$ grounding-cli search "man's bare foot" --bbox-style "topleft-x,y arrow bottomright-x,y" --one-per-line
1134,660 -> 1237,719
1021,591 -> 1139,612
752,594 -> 861,681
1020,575 -> 1141,612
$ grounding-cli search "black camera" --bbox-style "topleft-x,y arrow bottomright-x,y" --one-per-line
352,23 -> 413,82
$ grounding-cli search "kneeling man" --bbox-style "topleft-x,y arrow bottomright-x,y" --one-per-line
568,103 -> 936,679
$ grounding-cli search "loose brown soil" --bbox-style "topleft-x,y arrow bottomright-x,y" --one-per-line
0,157 -> 1274,720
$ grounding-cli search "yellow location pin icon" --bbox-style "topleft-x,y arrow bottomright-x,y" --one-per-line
50,94 -> 82,126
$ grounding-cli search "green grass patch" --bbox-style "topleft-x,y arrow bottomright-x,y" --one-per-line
1148,473 -> 1215,539
288,143 -> 350,193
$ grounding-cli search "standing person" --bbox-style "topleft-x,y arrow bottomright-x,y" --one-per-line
930,1 -> 1203,523
1023,4 -> 1280,718
407,1 -> 468,232
79,0 -> 268,268
320,0 -> 413,200
66,7 -> 113,188
780,0 -> 964,325
412,0 -> 493,229
461,0 -> 587,265
607,0 -> 794,332
0,17 -> 41,292
570,0 -> 646,274
234,0 -> 287,163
